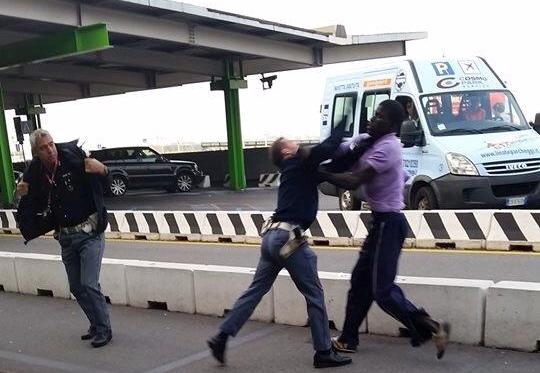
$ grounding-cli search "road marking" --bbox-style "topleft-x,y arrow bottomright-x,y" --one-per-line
145,325 -> 278,373
1,234 -> 538,256
0,350 -> 111,373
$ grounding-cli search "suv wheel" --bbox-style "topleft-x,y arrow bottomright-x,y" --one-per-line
176,172 -> 193,193
110,175 -> 127,197
339,190 -> 362,210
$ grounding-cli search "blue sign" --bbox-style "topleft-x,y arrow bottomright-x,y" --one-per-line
432,62 -> 455,76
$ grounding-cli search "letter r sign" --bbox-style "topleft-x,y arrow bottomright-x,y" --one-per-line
432,62 -> 454,76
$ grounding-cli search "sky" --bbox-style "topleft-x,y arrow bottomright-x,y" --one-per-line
4,0 -> 539,153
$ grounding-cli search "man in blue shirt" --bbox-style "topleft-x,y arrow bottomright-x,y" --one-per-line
208,124 -> 352,369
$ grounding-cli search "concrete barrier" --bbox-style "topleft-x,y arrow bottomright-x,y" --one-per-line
100,259 -> 129,305
486,211 -> 540,251
0,252 -> 19,292
14,253 -> 70,299
4,208 -> 540,251
306,212 -> 359,246
485,281 -> 540,351
198,175 -> 211,188
258,173 -> 280,188
367,276 -> 494,344
0,209 -> 18,234
353,211 -> 422,248
124,261 -> 198,313
3,250 -> 540,352
193,265 -> 274,322
274,270 -> 367,332
416,211 -> 492,249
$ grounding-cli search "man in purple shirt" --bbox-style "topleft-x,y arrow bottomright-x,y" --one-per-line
319,100 -> 450,359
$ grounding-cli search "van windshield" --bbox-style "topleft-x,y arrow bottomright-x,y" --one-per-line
420,90 -> 528,136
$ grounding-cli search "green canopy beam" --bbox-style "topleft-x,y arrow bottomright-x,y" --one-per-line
0,23 -> 110,70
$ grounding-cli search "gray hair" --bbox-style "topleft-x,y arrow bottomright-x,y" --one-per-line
29,129 -> 53,156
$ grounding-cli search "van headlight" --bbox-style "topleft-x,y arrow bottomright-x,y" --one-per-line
446,153 -> 478,176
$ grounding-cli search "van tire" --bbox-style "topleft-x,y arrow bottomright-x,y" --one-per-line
339,190 -> 362,211
412,186 -> 438,210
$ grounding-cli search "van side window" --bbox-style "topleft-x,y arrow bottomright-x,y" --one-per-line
360,91 -> 390,133
332,93 -> 357,137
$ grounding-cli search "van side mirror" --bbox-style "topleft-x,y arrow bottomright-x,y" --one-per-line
400,120 -> 424,148
533,113 -> 540,134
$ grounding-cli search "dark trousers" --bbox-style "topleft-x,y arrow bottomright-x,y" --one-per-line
220,228 -> 331,352
59,231 -> 111,336
340,212 -> 435,347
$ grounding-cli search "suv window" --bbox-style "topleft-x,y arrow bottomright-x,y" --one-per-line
139,148 -> 159,161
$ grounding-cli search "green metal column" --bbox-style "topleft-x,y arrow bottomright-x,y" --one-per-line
211,58 -> 248,190
0,85 -> 15,207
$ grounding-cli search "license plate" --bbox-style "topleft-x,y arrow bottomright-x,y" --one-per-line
506,196 -> 527,207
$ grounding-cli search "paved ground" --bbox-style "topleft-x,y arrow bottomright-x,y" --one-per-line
104,187 -> 340,211
1,235 -> 539,282
0,293 -> 537,373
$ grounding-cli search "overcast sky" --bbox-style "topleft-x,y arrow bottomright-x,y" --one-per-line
5,0 -> 539,151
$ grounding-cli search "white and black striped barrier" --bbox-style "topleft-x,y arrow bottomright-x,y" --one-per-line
0,252 -> 538,351
258,173 -> 280,188
1,209 -> 540,251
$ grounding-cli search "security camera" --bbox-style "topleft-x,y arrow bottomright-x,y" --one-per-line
260,74 -> 277,90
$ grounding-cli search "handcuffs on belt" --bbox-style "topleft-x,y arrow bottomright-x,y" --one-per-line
260,218 -> 307,259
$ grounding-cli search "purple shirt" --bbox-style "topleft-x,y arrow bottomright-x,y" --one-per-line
341,133 -> 406,212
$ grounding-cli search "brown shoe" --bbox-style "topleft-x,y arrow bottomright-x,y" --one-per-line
331,337 -> 357,353
433,322 -> 451,359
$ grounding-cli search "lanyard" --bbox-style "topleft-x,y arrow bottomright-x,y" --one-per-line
44,161 -> 59,212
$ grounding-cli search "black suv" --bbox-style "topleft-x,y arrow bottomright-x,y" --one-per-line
90,146 -> 204,196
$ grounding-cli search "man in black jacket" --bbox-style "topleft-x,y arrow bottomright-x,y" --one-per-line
16,129 -> 112,348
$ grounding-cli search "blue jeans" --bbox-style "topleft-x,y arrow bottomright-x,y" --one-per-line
58,231 -> 111,336
220,228 -> 331,352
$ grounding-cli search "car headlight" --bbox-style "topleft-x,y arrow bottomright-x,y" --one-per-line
446,153 -> 478,176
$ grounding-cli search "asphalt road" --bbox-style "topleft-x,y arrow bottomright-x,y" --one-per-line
2,235 -> 539,282
0,293 -> 537,373
104,187 -> 340,211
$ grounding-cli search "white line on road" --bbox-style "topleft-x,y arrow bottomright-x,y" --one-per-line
145,325 -> 279,373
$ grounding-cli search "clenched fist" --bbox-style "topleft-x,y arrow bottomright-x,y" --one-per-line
85,158 -> 108,176
16,181 -> 29,197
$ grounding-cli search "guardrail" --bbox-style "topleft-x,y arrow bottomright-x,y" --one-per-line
2,209 -> 540,251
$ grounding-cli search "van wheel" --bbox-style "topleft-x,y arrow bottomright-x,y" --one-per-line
109,175 -> 127,197
413,186 -> 438,210
339,190 -> 362,211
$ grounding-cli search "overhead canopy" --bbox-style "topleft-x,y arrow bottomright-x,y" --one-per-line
0,0 -> 426,110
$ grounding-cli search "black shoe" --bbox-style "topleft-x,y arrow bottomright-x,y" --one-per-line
81,328 -> 95,341
313,349 -> 352,369
91,330 -> 113,348
207,333 -> 228,365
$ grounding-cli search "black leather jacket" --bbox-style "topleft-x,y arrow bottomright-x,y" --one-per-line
17,141 -> 109,243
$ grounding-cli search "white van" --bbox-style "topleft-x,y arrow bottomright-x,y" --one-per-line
319,57 -> 540,210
